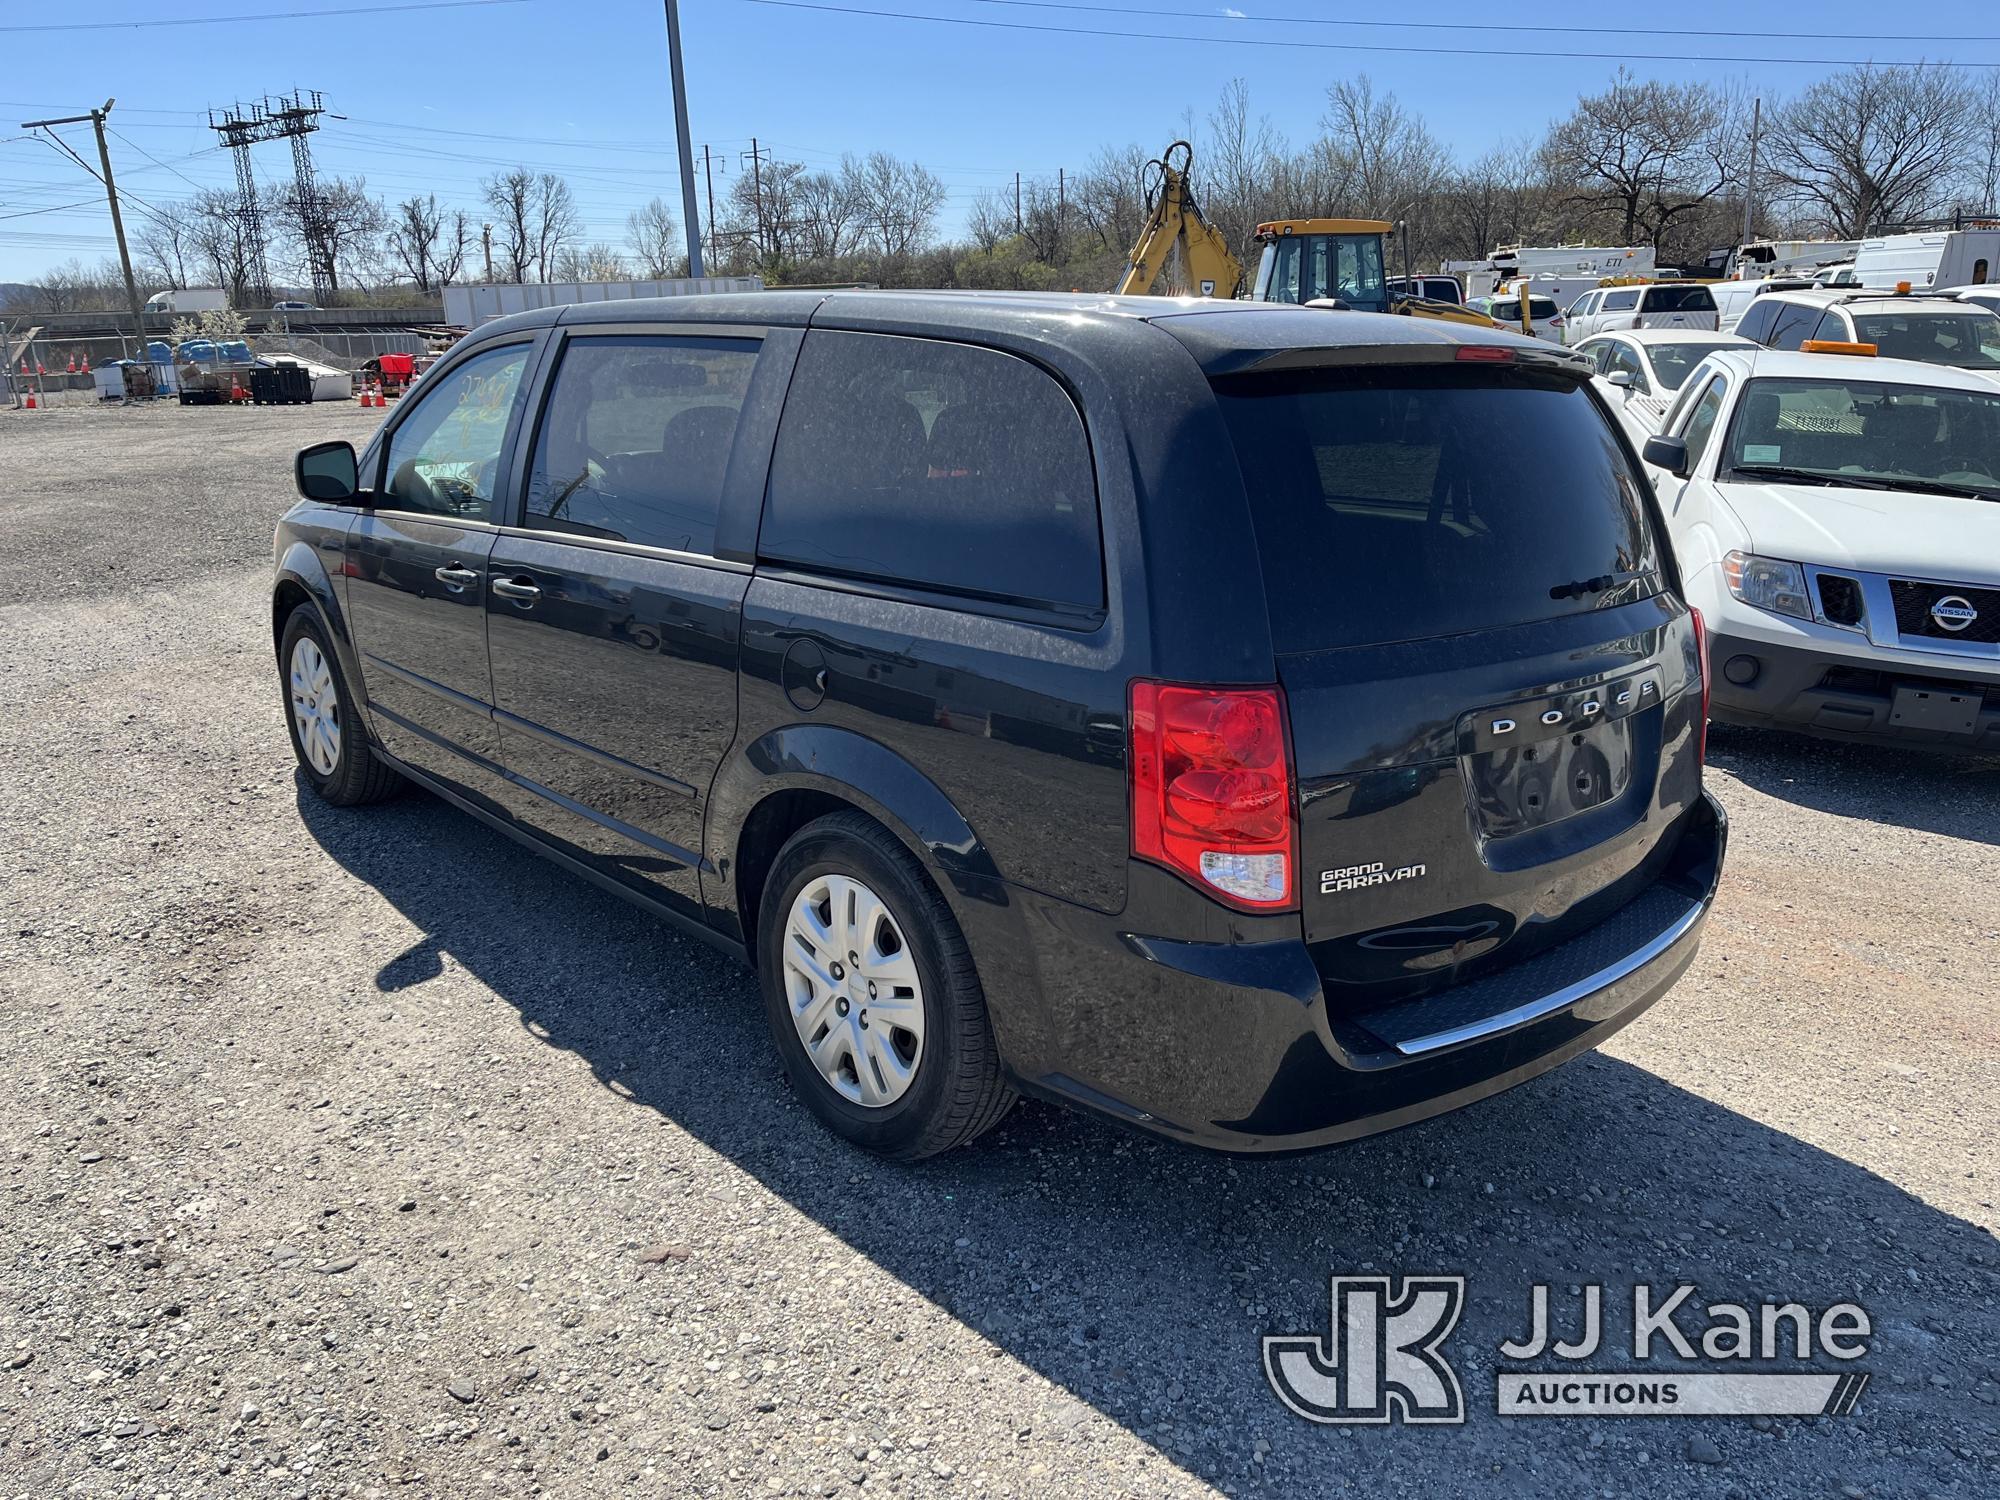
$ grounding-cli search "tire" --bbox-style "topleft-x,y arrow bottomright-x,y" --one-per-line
279,603 -> 403,807
757,812 -> 1015,1159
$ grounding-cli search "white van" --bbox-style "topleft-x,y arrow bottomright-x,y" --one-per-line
1853,230 -> 2000,293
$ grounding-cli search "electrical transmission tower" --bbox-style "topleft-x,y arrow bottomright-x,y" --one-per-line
209,90 -> 332,305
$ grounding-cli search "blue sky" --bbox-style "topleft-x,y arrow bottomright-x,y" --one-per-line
4,0 -> 1999,283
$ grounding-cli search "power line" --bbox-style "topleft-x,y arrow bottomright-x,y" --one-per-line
0,0 -> 530,34
734,0 -> 2000,67
955,0 -> 2000,46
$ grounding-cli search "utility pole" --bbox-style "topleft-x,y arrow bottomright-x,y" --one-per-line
1014,171 -> 1022,234
482,222 -> 494,282
21,99 -> 146,359
745,138 -> 767,262
660,1 -> 705,277
702,145 -> 718,273
1741,96 -> 1762,248
1057,168 -> 1065,258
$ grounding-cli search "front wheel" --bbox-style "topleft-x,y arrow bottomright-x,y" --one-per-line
279,603 -> 403,806
757,812 -> 1014,1159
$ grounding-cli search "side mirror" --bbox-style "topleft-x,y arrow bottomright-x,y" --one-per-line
1643,434 -> 1691,478
1606,369 -> 1636,390
296,440 -> 361,503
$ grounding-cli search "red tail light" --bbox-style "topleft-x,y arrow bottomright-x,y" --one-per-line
1130,681 -> 1297,910
1689,607 -> 1710,767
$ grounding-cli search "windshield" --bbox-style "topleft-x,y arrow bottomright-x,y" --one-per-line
1724,377 -> 2000,498
1490,298 -> 1559,321
1259,233 -> 1388,312
1644,342 -> 1740,390
1214,367 -> 1661,650
1850,311 -> 2000,369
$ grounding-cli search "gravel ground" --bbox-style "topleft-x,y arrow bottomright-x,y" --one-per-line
2,401 -> 1997,1500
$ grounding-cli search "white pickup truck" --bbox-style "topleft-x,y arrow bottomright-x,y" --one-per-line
1639,345 -> 2000,750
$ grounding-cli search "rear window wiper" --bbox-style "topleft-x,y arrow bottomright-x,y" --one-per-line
1548,569 -> 1656,600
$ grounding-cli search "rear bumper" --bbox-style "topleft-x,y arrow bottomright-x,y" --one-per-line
1707,626 -> 2000,752
1005,793 -> 1727,1153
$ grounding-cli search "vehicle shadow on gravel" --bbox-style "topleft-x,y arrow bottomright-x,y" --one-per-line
301,783 -> 1998,1494
1708,724 -> 2000,847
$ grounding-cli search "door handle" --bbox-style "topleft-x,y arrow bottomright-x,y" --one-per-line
491,577 -> 542,604
434,564 -> 480,591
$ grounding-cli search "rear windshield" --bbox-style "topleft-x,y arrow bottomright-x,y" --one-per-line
1642,285 -> 1717,312
1490,298 -> 1560,320
1851,310 -> 2000,369
1214,367 -> 1662,651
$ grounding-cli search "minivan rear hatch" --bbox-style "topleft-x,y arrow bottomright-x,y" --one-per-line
1211,354 -> 1707,1017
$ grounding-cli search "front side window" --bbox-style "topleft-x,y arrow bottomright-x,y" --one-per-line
381,343 -> 530,520
1723,377 -> 2000,498
760,332 -> 1103,614
1850,311 -> 2000,370
1679,377 -> 1728,470
1610,343 -> 1649,390
1644,342 -> 1740,391
523,335 -> 760,555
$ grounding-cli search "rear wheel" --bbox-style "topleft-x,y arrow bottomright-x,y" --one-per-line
279,603 -> 403,806
757,812 -> 1014,1158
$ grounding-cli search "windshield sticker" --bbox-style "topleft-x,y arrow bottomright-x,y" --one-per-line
1743,444 -> 1783,464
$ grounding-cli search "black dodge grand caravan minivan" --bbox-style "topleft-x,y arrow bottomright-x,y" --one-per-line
276,291 -> 1726,1158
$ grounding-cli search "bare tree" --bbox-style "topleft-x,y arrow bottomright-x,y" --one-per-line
626,196 -> 680,278
791,170 -> 861,260
188,188 -> 257,302
483,169 -> 535,282
436,210 -> 471,287
1204,79 -> 1286,262
966,187 -> 1013,254
134,199 -> 197,289
1070,143 -> 1149,258
845,152 -> 946,259
271,176 -> 384,298
389,194 -> 448,294
480,169 -> 578,282
1765,64 -> 1976,235
1546,71 -> 1739,245
1960,71 -> 2000,216
552,243 -> 630,282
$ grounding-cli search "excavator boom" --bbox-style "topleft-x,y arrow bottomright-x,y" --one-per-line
1114,141 -> 1244,298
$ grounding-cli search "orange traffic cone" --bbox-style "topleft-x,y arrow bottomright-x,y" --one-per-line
24,392 -> 35,410
80,356 -> 90,374
66,355 -> 76,374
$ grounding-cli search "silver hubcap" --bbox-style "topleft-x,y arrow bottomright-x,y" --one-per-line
289,637 -> 341,777
783,873 -> 925,1108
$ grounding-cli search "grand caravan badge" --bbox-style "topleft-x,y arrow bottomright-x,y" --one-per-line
1321,860 -> 1428,896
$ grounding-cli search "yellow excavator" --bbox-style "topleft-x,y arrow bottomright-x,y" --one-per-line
1114,140 -> 1495,328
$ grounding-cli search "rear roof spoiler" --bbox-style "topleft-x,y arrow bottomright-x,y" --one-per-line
1207,338 -> 1594,379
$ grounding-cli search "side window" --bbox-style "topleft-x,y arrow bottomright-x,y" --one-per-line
1603,289 -> 1641,312
1734,300 -> 1779,345
1809,310 -> 1848,343
1679,378 -> 1728,470
760,331 -> 1103,614
1611,343 -> 1649,390
1569,293 -> 1597,320
523,335 -> 759,556
1972,258 -> 1989,286
1579,338 -> 1609,372
381,343 -> 530,520
1768,303 -> 1822,351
